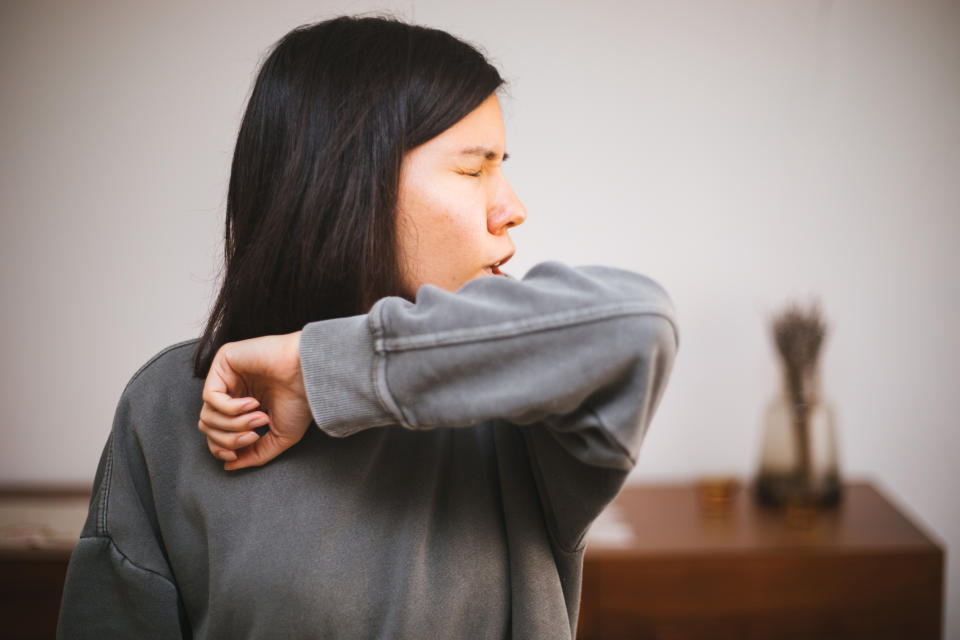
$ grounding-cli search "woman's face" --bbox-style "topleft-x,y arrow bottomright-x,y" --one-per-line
396,92 -> 527,297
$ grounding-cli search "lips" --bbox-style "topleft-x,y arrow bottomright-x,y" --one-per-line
487,249 -> 515,276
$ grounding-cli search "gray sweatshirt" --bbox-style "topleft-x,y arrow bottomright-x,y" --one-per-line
57,260 -> 678,639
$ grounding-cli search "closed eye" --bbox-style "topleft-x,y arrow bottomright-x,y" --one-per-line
463,170 -> 482,177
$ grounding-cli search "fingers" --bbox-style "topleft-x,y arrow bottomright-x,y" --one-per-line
204,344 -> 246,398
202,343 -> 261,414
203,423 -> 262,451
199,335 -> 308,470
199,402 -> 268,462
205,428 -> 261,460
198,403 -> 267,458
209,441 -> 237,462
203,389 -> 260,416
199,402 -> 268,434
223,431 -> 291,471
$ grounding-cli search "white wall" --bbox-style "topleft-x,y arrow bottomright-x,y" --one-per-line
2,0 -> 957,634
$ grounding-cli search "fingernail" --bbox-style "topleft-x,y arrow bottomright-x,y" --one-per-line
237,432 -> 259,447
241,399 -> 259,411
247,414 -> 269,428
216,450 -> 235,461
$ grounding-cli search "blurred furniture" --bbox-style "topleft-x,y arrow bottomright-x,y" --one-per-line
577,478 -> 944,640
0,487 -> 90,640
0,480 -> 945,639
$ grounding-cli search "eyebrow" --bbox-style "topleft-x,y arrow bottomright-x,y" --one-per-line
459,146 -> 509,162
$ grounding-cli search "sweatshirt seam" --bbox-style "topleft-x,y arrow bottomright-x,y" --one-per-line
373,350 -> 412,429
90,430 -> 174,585
76,534 -> 179,588
98,342 -> 197,538
373,301 -> 676,353
373,309 -> 675,431
97,431 -> 115,537
370,301 -> 415,429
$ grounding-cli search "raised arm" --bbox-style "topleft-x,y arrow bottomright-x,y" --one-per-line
299,260 -> 678,549
201,260 -> 677,476
300,260 -> 677,439
199,260 -> 677,548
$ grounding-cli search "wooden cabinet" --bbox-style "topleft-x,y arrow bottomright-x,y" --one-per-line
577,479 -> 944,639
0,480 -> 944,639
0,488 -> 90,640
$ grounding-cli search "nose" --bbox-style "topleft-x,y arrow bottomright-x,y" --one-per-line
488,176 -> 527,234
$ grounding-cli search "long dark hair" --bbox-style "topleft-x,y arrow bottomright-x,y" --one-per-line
193,14 -> 506,378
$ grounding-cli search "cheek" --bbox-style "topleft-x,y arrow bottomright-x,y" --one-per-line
403,181 -> 483,249
415,207 -> 481,283
396,173 -> 489,290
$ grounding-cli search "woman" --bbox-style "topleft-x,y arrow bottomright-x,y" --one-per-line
57,14 -> 678,639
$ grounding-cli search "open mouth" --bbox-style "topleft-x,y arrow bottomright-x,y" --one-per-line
486,251 -> 514,276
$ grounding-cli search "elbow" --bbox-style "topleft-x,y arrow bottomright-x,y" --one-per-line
613,308 -> 679,386
591,312 -> 678,463
630,312 -> 679,420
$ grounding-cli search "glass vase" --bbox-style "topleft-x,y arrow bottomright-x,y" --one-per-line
752,369 -> 843,509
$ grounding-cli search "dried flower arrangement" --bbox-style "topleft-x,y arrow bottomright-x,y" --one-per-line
771,299 -> 828,487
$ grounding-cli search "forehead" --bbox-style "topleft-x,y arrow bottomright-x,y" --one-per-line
432,94 -> 506,157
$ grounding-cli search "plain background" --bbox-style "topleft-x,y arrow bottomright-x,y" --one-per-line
2,0 -> 957,635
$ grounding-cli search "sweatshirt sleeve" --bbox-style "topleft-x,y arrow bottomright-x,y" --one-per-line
299,260 -> 679,550
57,391 -> 190,639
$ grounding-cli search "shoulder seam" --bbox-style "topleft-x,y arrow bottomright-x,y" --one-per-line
76,534 -> 179,588
96,430 -> 115,537
99,339 -> 196,538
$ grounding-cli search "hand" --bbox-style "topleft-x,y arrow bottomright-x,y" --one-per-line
198,330 -> 313,470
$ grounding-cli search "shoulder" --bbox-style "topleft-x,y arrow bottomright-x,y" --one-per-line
124,338 -> 200,389
117,338 -> 204,419
99,338 -> 208,485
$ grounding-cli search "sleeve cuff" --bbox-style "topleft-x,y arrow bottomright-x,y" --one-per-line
299,314 -> 396,437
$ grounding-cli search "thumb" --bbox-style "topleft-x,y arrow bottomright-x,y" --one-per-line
223,430 -> 297,471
